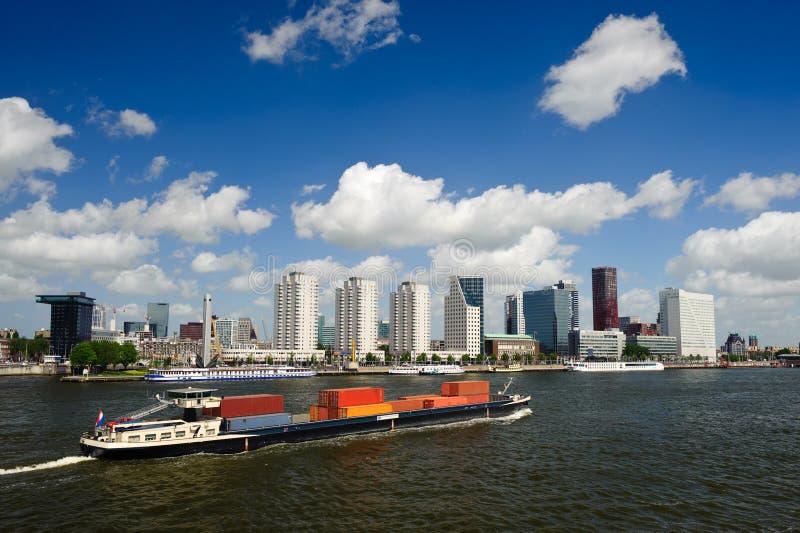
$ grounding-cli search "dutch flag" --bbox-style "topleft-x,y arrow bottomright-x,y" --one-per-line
95,409 -> 105,427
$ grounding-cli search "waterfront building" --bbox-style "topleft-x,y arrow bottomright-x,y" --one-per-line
389,281 -> 431,356
484,333 -> 539,358
430,339 -> 446,351
221,344 -> 324,365
0,339 -> 9,359
444,276 -> 482,356
658,288 -> 716,361
0,328 -> 18,339
36,292 -> 95,357
504,292 -> 525,335
146,302 -> 169,338
568,329 -> 626,359
555,280 -> 580,331
35,328 -> 50,339
592,267 -> 618,331
274,272 -> 319,352
237,317 -> 257,344
620,316 -> 657,336
179,322 -> 203,340
522,286 -> 573,355
725,332 -> 746,356
335,277 -> 379,358
619,316 -> 639,332
215,318 -> 237,349
626,335 -> 677,359
748,334 -> 758,348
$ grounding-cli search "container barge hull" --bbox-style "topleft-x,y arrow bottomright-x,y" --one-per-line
80,397 -> 528,460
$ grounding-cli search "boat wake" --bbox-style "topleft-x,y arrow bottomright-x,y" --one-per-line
0,456 -> 94,476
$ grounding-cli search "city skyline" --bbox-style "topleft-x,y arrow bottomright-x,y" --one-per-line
1,2 -> 799,345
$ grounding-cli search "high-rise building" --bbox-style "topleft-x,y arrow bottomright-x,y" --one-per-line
317,315 -> 335,348
36,292 -> 95,357
215,318 -> 237,349
658,288 -> 716,360
457,277 -> 484,344
237,317 -> 257,344
619,316 -> 639,332
335,277 -> 378,356
389,282 -> 430,355
555,280 -> 579,330
522,285 -> 574,355
92,306 -> 107,330
147,302 -> 169,338
444,276 -> 482,355
273,272 -> 319,351
504,292 -> 525,335
592,267 -> 618,330
748,334 -> 758,348
123,321 -> 147,335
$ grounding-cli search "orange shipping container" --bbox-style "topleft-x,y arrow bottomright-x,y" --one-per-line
398,394 -> 440,400
387,399 -> 426,412
318,387 -> 384,407
338,403 -> 393,418
462,393 -> 490,404
441,381 -> 490,397
423,396 -> 470,408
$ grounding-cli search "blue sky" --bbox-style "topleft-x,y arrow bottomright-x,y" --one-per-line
1,0 -> 799,345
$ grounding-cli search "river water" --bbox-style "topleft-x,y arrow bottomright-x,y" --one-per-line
1,369 -> 797,531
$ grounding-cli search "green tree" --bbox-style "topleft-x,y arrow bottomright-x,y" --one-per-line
267,356 -> 274,365
431,354 -> 441,363
461,354 -> 470,364
501,353 -> 510,363
30,337 -> 50,357
401,352 -> 411,362
366,352 -> 375,363
246,355 -> 254,365
513,353 -> 522,362
92,341 -> 121,370
70,342 -> 97,371
12,330 -> 19,339
415,354 -> 426,363
775,348 -> 792,356
447,355 -> 454,364
489,354 -> 498,363
119,343 -> 138,369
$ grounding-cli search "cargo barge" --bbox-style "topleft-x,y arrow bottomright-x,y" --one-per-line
79,380 -> 530,460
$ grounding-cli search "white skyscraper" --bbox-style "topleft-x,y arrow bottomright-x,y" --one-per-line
215,317 -> 237,349
390,282 -> 430,356
273,272 -> 319,351
335,277 -> 378,357
444,276 -> 481,355
659,288 -> 716,360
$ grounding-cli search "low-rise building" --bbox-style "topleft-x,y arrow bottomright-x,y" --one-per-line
568,329 -> 626,359
91,328 -> 125,343
626,335 -> 677,359
484,333 -> 539,357
179,322 -> 204,340
0,328 -> 18,339
221,344 -> 324,365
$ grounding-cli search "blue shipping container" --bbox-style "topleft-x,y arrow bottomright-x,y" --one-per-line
225,413 -> 291,431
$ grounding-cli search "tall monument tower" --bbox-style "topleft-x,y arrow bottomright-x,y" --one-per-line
202,294 -> 212,367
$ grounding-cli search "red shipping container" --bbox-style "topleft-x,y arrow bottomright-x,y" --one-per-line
462,393 -> 490,404
423,396 -> 470,408
202,407 -> 221,417
441,381 -> 490,397
219,394 -> 284,418
387,399 -> 425,412
318,387 -> 384,407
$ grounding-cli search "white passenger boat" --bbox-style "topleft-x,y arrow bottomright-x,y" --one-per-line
418,364 -> 465,375
388,364 -> 422,375
491,363 -> 524,373
565,361 -> 664,372
144,365 -> 316,382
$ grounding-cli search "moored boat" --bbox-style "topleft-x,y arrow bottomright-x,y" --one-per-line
565,361 -> 664,372
79,380 -> 530,460
417,364 -> 464,375
491,363 -> 524,373
144,365 -> 316,382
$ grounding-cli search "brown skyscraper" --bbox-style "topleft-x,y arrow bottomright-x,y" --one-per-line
592,267 -> 618,331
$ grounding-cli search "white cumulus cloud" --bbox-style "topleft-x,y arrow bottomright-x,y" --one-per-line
301,183 -> 326,195
191,248 -> 256,273
539,14 -> 686,129
143,155 -> 169,182
292,162 -> 694,249
244,0 -> 402,64
618,288 -> 658,322
0,97 -> 73,195
667,211 -> 800,296
87,100 -> 157,138
704,172 -> 800,213
105,264 -> 177,295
